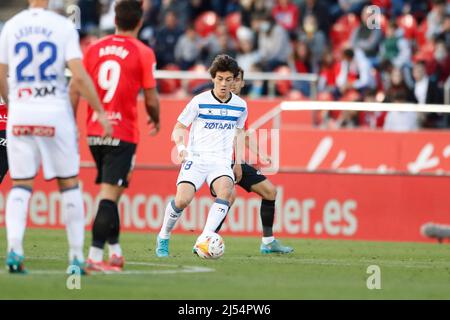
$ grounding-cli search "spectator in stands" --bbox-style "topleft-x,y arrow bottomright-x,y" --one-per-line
240,0 -> 273,28
318,50 -> 338,94
359,89 -> 386,129
78,0 -> 102,33
290,40 -> 312,96
336,48 -> 375,97
158,0 -> 190,28
380,21 -> 412,70
330,0 -> 369,21
188,0 -> 211,24
439,14 -> 450,48
426,0 -> 447,41
154,10 -> 183,68
175,25 -> 202,70
271,0 -> 299,39
386,67 -> 417,103
299,0 -> 331,34
211,0 -> 240,17
433,39 -> 450,86
255,14 -> 291,71
203,22 -> 238,66
298,14 -> 327,73
236,26 -> 261,72
392,0 -> 430,19
383,88 -> 419,131
412,61 -> 446,128
350,5 -> 383,66
139,0 -> 162,47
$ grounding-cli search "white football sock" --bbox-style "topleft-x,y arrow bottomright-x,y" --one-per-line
62,187 -> 85,263
6,186 -> 32,256
202,198 -> 229,235
262,236 -> 275,245
158,200 -> 183,239
88,246 -> 103,263
108,244 -> 122,258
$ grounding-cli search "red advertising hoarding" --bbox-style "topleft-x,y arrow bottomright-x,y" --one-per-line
1,98 -> 449,242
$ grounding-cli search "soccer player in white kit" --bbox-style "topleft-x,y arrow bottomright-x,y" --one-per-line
156,54 -> 247,257
0,0 -> 112,273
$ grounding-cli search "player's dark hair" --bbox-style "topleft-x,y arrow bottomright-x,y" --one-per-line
209,54 -> 240,78
115,0 -> 143,31
237,67 -> 244,80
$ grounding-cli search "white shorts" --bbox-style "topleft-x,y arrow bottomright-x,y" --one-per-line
6,104 -> 79,180
176,157 -> 234,195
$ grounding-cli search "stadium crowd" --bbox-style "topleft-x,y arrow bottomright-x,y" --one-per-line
1,0 -> 450,129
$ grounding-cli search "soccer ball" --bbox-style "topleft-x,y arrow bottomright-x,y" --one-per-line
194,232 -> 225,259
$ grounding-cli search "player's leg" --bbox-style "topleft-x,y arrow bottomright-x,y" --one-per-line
100,184 -> 125,268
4,132 -> 39,273
156,182 -> 196,257
57,177 -> 88,273
87,141 -> 136,270
39,116 -> 90,273
157,160 -> 205,257
0,130 -> 8,184
204,170 -> 235,235
250,179 -> 293,254
214,186 -> 236,233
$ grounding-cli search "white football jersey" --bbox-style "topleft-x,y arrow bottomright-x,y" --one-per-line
0,8 -> 82,107
178,90 -> 247,164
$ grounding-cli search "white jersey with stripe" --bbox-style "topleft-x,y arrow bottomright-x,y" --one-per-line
178,90 -> 247,164
0,8 -> 82,109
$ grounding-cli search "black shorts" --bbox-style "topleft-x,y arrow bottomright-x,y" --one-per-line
237,163 -> 267,192
0,130 -> 7,183
88,136 -> 137,188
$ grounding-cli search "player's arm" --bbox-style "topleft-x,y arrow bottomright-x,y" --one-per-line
68,76 -> 80,118
172,121 -> 189,163
67,58 -> 112,136
143,87 -> 160,136
0,64 -> 8,105
233,127 -> 246,182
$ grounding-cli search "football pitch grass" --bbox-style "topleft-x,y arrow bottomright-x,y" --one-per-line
0,228 -> 449,299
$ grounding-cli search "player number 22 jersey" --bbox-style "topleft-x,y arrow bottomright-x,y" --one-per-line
0,8 -> 82,108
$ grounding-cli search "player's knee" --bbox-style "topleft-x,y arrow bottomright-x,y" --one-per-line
174,197 -> 191,210
215,186 -> 233,201
57,177 -> 79,191
262,185 -> 277,201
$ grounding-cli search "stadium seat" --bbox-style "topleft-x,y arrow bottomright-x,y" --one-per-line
225,12 -> 241,40
158,64 -> 181,94
194,11 -> 219,37
371,0 -> 391,11
329,14 -> 360,48
396,14 -> 417,39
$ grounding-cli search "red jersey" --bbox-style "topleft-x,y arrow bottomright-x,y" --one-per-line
83,34 -> 157,143
0,103 -> 7,131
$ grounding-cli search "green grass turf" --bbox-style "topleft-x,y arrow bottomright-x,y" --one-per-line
0,228 -> 450,299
